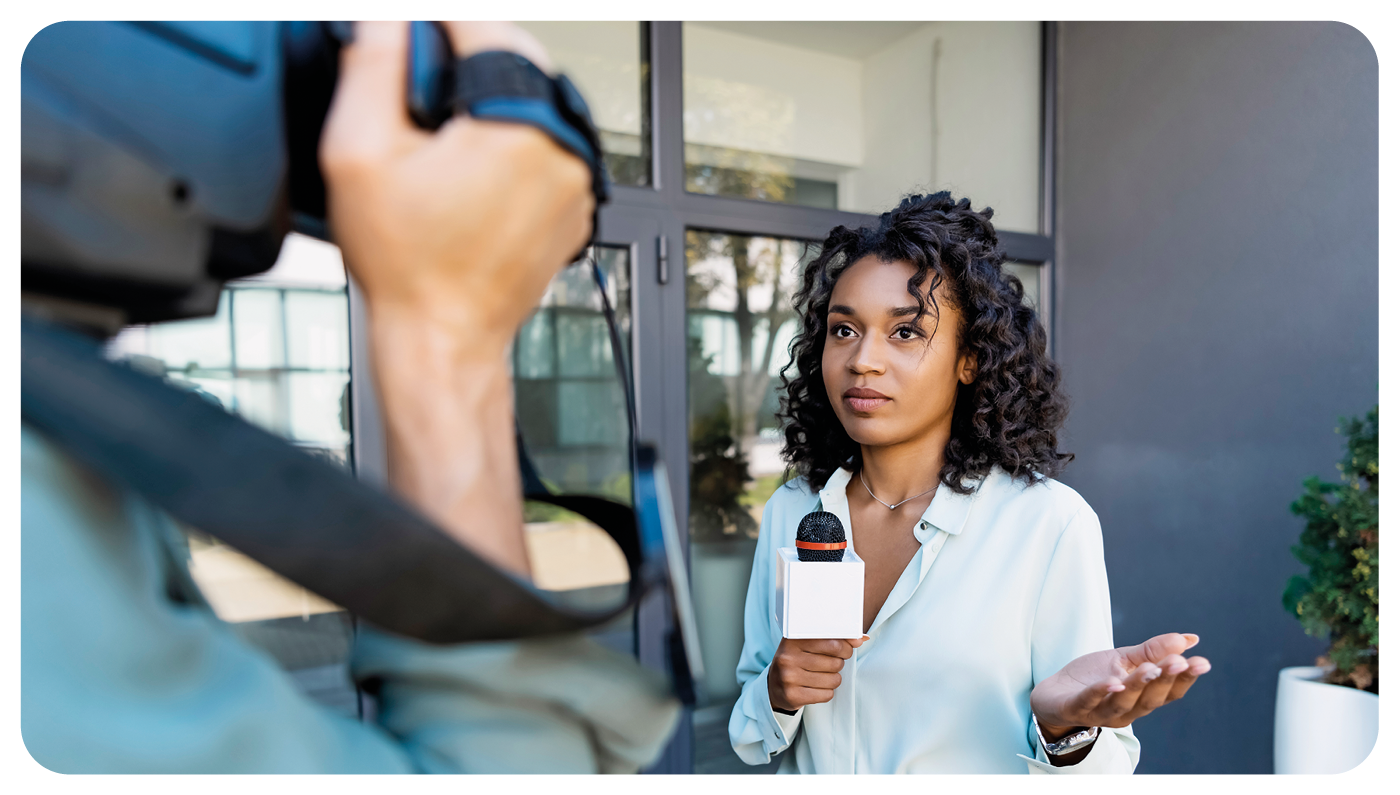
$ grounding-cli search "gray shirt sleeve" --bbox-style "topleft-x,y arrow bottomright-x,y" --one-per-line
20,425 -> 679,773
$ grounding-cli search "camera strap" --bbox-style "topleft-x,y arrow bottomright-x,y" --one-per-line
20,314 -> 652,645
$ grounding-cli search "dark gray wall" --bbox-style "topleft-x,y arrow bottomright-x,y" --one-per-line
1054,22 -> 1377,774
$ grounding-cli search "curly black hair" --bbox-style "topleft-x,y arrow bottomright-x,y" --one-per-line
777,192 -> 1072,495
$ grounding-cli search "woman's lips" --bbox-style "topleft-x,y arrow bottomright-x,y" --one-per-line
843,388 -> 891,413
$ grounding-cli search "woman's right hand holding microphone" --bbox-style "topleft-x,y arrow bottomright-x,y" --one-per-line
768,636 -> 868,712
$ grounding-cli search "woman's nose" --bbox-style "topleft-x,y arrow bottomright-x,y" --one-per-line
848,336 -> 885,375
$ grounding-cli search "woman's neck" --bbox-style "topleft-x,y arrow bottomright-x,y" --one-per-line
857,424 -> 950,502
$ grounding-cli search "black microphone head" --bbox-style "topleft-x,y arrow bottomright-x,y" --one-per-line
796,510 -> 846,562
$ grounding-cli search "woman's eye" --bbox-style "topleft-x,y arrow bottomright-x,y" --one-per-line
894,327 -> 917,340
830,325 -> 855,338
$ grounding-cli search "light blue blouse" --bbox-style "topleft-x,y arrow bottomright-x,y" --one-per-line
728,466 -> 1139,774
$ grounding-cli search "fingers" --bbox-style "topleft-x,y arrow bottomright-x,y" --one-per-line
1125,654 -> 1188,718
1164,655 -> 1211,702
793,638 -> 857,659
1119,632 -> 1195,668
776,667 -> 843,692
789,686 -> 838,705
770,636 -> 867,710
1095,652 -> 1213,727
774,639 -> 846,672
793,651 -> 846,674
1092,658 -> 1161,726
322,21 -> 418,175
1067,676 -> 1127,717
769,650 -> 843,709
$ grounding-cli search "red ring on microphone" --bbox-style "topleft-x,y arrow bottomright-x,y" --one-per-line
795,540 -> 847,550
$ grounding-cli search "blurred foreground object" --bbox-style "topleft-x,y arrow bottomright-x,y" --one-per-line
20,20 -> 684,772
22,21 -> 607,324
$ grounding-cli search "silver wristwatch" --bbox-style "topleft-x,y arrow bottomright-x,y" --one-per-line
1032,713 -> 1100,757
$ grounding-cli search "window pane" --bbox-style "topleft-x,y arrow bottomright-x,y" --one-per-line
686,231 -> 814,772
515,312 -> 556,379
515,22 -> 650,187
141,293 -> 232,372
682,22 -> 1043,232
286,290 -> 350,371
231,372 -> 284,437
515,247 -> 633,596
105,233 -> 357,715
231,289 -> 284,370
557,381 -> 627,447
1004,261 -> 1042,312
287,372 -> 351,458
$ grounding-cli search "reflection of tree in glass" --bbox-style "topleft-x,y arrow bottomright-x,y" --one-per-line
604,149 -> 648,188
687,233 -> 805,542
688,334 -> 755,543
684,144 -> 795,204
686,232 -> 798,456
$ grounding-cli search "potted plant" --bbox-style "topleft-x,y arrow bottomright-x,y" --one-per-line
1275,407 -> 1379,774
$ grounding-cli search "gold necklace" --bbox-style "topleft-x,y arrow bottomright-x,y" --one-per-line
859,469 -> 938,511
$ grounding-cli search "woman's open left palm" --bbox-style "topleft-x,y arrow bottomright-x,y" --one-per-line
1030,632 -> 1212,735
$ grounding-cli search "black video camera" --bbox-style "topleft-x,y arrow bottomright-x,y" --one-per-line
22,21 -> 605,324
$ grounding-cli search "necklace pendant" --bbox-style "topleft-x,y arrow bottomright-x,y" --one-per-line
889,504 -> 897,510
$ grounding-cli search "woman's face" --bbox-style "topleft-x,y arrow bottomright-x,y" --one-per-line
822,255 -> 976,449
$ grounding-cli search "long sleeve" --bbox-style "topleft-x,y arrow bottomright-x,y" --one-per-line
1019,505 -> 1140,774
352,628 -> 679,772
728,491 -> 804,765
20,426 -> 678,773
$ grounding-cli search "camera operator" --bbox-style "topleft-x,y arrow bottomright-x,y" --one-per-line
21,21 -> 680,773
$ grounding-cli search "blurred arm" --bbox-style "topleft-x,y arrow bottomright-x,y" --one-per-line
320,21 -> 594,578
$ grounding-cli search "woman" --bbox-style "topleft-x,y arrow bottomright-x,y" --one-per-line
728,193 -> 1210,774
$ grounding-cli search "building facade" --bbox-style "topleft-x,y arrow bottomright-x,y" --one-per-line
110,21 -> 1378,774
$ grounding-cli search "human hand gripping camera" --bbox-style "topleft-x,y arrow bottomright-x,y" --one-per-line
21,21 -> 680,773
321,21 -> 590,577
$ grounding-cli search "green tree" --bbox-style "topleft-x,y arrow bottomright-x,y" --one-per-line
1283,406 -> 1378,692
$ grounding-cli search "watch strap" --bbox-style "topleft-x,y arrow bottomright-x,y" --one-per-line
453,50 -> 609,262
1032,713 -> 1100,757
454,51 -> 608,198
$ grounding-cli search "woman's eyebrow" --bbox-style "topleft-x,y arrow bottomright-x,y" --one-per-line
828,304 -> 923,318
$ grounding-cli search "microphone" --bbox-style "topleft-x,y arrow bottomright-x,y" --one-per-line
796,511 -> 847,562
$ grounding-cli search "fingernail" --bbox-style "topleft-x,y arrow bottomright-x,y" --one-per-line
1193,663 -> 1212,675
1142,665 -> 1161,680
1168,662 -> 1188,675
1182,633 -> 1200,649
1108,684 -> 1126,693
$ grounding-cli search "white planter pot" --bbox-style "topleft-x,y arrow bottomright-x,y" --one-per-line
1274,666 -> 1379,773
